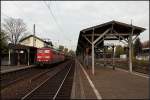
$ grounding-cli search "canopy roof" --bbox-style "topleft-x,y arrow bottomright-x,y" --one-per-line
76,20 -> 146,54
9,43 -> 37,50
81,20 -> 145,33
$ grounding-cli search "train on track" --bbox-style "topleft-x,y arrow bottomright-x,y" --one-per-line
36,47 -> 65,66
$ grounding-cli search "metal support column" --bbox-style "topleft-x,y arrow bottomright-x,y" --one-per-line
128,34 -> 132,72
83,28 -> 110,75
33,24 -> 36,47
112,45 -> 115,70
17,50 -> 20,66
28,49 -> 30,66
103,48 -> 104,66
103,47 -> 106,66
83,50 -> 85,65
85,48 -> 89,68
8,49 -> 11,65
92,43 -> 94,75
92,28 -> 95,75
128,27 -> 134,72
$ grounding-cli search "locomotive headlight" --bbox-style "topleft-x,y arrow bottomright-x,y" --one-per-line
38,50 -> 43,53
45,56 -> 50,58
45,50 -> 50,53
37,56 -> 42,58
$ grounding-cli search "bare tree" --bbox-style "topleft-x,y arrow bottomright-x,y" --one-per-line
1,30 -> 9,54
2,17 -> 28,45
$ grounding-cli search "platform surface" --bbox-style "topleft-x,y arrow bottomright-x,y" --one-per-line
71,59 -> 149,99
1,65 -> 35,74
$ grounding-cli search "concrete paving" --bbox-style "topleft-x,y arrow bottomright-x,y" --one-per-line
71,60 -> 96,99
1,65 -> 35,74
71,59 -> 149,99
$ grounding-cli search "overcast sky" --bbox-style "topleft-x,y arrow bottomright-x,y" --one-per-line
1,1 -> 149,51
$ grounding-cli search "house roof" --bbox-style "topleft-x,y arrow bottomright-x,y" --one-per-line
19,35 -> 53,46
19,35 -> 45,42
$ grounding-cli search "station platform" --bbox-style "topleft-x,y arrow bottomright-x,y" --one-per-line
1,65 -> 36,74
71,59 -> 149,99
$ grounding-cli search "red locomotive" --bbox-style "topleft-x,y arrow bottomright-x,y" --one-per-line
36,47 -> 65,66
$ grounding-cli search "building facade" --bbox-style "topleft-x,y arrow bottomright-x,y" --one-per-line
19,35 -> 52,48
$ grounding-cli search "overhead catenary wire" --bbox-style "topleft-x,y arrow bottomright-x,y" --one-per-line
43,1 -> 64,34
9,2 -> 60,48
43,1 -> 74,49
53,1 -> 74,37
44,1 -> 62,44
3,1 -> 74,50
12,2 -> 61,45
43,1 -> 72,40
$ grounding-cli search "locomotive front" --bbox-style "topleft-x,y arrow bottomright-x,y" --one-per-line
36,48 -> 52,65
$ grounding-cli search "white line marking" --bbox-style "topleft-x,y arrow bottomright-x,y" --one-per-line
71,60 -> 76,99
116,67 -> 130,73
53,64 -> 72,99
105,65 -> 149,79
79,64 -> 85,98
133,72 -> 149,78
78,60 -> 102,99
116,68 -> 149,79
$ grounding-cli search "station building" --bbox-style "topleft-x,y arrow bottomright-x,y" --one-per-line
19,35 -> 53,48
1,35 -> 53,66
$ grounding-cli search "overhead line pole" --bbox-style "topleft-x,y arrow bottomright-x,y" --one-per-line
33,24 -> 36,47
14,2 -> 59,45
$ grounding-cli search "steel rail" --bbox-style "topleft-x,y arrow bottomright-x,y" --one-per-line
21,61 -> 72,100
53,63 -> 72,99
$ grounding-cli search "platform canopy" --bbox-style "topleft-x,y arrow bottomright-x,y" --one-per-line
8,43 -> 37,50
76,20 -> 145,54
76,20 -> 146,75
8,43 -> 37,66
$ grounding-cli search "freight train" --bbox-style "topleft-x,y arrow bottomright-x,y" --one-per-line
36,47 -> 65,66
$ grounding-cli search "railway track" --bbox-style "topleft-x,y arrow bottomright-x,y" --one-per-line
1,60 -> 75,99
21,60 -> 75,100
